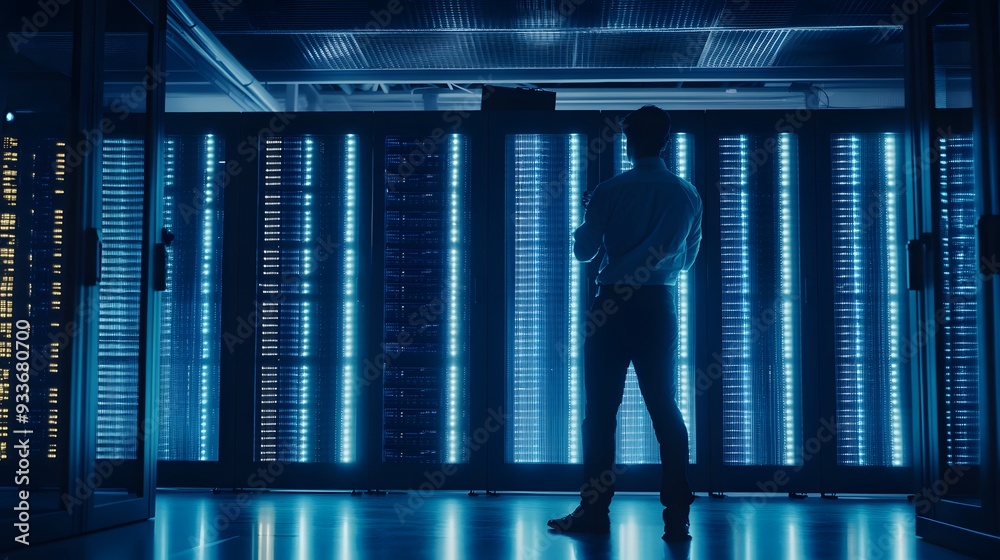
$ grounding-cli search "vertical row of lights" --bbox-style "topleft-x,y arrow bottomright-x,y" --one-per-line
510,135 -> 543,463
567,134 -> 582,464
938,134 -> 979,465
50,142 -> 65,458
674,133 -> 695,463
831,133 -> 906,467
97,138 -> 144,460
446,134 -> 462,463
161,139 -> 177,459
299,138 -> 314,463
0,137 -> 17,460
341,134 -> 357,463
832,135 -> 865,465
778,133 -> 797,466
719,135 -> 752,464
883,134 -> 904,466
198,135 -> 216,461
259,137 -> 281,462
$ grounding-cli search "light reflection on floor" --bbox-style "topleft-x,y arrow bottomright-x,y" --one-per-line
2,492 -> 975,559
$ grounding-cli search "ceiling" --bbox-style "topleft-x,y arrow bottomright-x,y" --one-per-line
9,0 -> 957,111
170,0 -> 909,110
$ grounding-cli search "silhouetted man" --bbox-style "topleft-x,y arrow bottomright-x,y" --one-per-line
548,106 -> 702,542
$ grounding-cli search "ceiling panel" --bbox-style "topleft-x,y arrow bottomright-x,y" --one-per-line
576,31 -> 710,68
182,0 -> 907,31
697,29 -> 792,67
600,0 -> 727,29
773,27 -> 904,67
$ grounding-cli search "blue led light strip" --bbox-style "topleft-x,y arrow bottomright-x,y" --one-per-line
341,134 -> 357,463
202,137 -> 217,458
778,134 -> 797,466
160,139 -> 177,459
300,138 -> 314,463
567,133 -> 582,464
446,134 -> 463,464
199,135 -> 218,461
674,133 -> 694,464
884,134 -> 904,466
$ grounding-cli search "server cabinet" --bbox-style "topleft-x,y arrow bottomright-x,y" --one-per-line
814,111 -> 913,493
912,0 -> 1000,554
1,0 -> 165,546
703,111 -> 818,493
0,117 -> 76,546
486,111 -> 603,491
230,113 -> 372,489
369,113 -> 488,491
135,108 -> 955,500
916,109 -> 999,553
156,115 -> 242,488
75,0 -> 164,534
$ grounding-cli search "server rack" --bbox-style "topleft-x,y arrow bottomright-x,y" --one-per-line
814,110 -> 913,493
71,0 -> 164,534
156,114 -> 242,488
368,113 -> 489,491
228,113 -> 372,490
485,111 -> 603,491
702,111 -> 819,494
917,105 -> 996,549
144,109 -> 927,497
912,0 -> 1000,554
0,116 -> 75,544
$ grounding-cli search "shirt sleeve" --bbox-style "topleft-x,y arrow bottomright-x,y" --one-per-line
682,198 -> 703,271
573,186 -> 608,262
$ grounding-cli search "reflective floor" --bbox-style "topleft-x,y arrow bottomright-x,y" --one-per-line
4,491 -> 975,559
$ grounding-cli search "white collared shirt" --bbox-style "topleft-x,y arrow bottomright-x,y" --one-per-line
573,156 -> 702,286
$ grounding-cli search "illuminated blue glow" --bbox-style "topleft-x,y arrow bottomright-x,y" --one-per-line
719,135 -> 753,465
446,134 -> 464,464
567,133 -> 582,464
5,112 -> 13,122
884,134 -> 904,466
97,138 -> 145,460
341,134 -> 357,463
938,134 -> 980,466
256,135 -> 356,464
507,133 -> 586,464
612,133 -> 696,464
382,134 -> 469,464
198,136 -> 217,460
778,133 -> 797,466
831,133 -> 906,467
299,138 -> 314,463
720,133 -> 799,466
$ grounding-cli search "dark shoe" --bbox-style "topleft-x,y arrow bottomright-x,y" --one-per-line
547,506 -> 611,535
662,506 -> 691,542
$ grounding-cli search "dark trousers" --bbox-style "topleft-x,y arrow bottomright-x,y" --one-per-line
580,284 -> 692,513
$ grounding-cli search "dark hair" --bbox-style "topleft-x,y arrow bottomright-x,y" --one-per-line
622,105 -> 671,158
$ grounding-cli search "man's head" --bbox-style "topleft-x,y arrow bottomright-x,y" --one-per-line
622,105 -> 671,160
